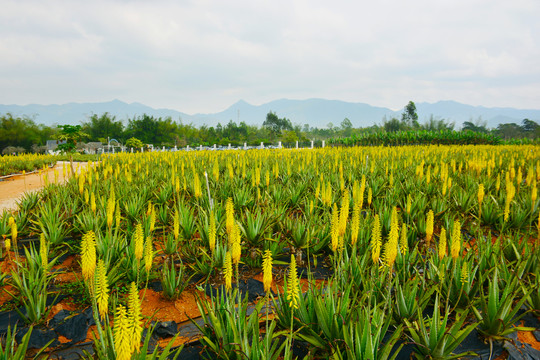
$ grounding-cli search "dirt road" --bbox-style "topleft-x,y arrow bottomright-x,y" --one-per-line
0,161 -> 89,213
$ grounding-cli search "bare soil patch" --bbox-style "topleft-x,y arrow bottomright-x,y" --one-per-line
0,161 -> 89,213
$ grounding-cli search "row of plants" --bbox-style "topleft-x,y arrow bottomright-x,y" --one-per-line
0,153 -> 56,177
0,144 -> 539,359
328,130 -> 519,146
0,153 -> 104,177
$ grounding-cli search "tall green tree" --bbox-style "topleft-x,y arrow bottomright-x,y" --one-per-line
82,113 -> 124,143
340,118 -> 353,137
57,124 -> 87,174
423,115 -> 454,131
462,117 -> 488,133
383,117 -> 405,132
263,112 -> 293,138
401,101 -> 419,128
0,114 -> 44,152
521,119 -> 540,138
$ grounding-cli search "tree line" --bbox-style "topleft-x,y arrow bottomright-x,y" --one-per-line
1,101 -> 538,153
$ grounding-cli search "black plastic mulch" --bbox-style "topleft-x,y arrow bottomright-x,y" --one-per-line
204,278 -> 268,302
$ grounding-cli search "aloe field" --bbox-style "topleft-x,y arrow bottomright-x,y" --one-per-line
1,145 -> 540,359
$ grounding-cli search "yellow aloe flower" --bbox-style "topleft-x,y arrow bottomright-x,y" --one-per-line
339,190 -> 349,237
478,183 -> 484,220
114,305 -> 132,360
10,222 -> 17,248
262,249 -> 273,294
209,212 -> 216,253
231,224 -> 242,265
226,197 -> 234,237
193,172 -> 202,198
331,203 -> 339,252
371,214 -> 382,264
426,210 -> 434,246
39,233 -> 48,269
128,282 -> 142,353
144,236 -> 153,273
438,228 -> 447,260
384,207 -> 399,268
287,255 -> 299,310
451,220 -> 461,260
224,252 -> 233,291
133,223 -> 144,261
81,230 -> 96,281
400,223 -> 408,255
90,192 -> 96,213
173,209 -> 180,241
95,259 -> 109,319
460,261 -> 469,285
350,204 -> 360,246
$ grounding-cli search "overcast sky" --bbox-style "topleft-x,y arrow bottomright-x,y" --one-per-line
1,0 -> 539,113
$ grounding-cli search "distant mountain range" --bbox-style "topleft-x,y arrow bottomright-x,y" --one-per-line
1,98 -> 539,129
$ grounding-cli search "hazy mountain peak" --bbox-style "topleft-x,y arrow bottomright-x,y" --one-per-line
0,99 -> 539,129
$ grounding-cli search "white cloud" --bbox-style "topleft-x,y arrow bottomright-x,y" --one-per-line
0,0 -> 539,113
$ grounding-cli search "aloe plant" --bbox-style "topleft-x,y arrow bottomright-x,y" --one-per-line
178,203 -> 197,240
393,276 -> 433,322
524,267 -> 540,315
75,209 -> 106,234
404,295 -> 477,360
240,210 -> 274,249
335,307 -> 404,360
192,289 -> 285,360
161,258 -> 189,300
472,269 -> 533,340
6,245 -> 59,325
440,257 -> 479,309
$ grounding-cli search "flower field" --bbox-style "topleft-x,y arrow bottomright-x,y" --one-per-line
1,145 -> 540,359
0,154 -> 56,177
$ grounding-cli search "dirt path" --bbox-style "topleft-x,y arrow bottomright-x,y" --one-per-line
0,161 -> 90,213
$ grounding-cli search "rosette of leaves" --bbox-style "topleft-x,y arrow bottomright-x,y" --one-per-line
472,269 -> 534,341
404,295 -> 478,360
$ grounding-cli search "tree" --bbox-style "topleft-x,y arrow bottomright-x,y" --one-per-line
0,113 -> 44,152
82,113 -> 124,142
462,117 -> 488,133
340,118 -> 353,137
282,130 -> 299,144
2,146 -> 25,155
340,118 -> 353,130
57,124 -> 87,175
263,112 -> 293,138
423,115 -> 455,131
401,101 -> 419,128
521,119 -> 540,138
125,137 -> 144,149
383,117 -> 404,132
495,123 -> 522,140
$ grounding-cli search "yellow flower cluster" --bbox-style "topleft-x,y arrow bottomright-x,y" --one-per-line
95,259 -> 109,319
81,230 -> 96,281
384,207 -> 399,268
224,252 -> 233,291
371,214 -> 382,264
451,220 -> 461,260
209,211 -> 216,253
226,197 -> 234,236
133,223 -> 144,261
262,249 -> 273,294
425,210 -> 434,246
438,228 -> 447,260
287,255 -> 299,310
